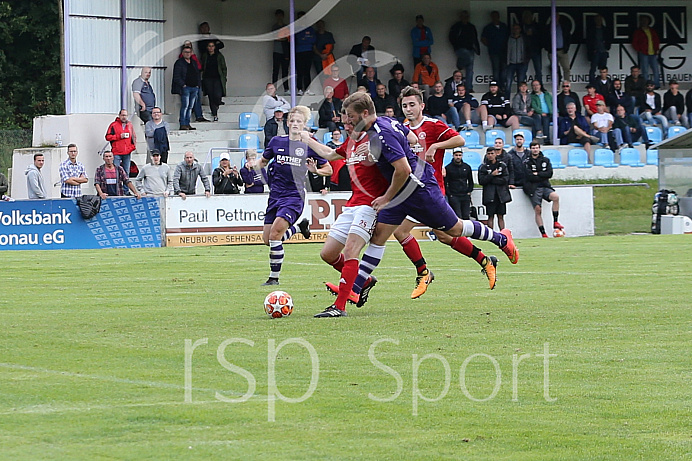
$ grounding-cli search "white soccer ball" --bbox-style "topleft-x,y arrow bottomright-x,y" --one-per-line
264,291 -> 294,318
553,228 -> 566,238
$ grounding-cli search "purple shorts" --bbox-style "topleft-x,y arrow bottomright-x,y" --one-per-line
378,182 -> 459,231
264,196 -> 304,225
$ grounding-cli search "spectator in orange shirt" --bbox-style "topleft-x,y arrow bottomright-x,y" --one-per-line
412,53 -> 439,101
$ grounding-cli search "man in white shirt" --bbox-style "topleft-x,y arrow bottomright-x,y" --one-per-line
591,100 -> 624,151
262,83 -> 291,121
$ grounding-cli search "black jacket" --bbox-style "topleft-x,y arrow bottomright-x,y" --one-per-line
557,91 -> 582,117
263,117 -> 288,148
171,57 -> 200,95
318,98 -> 342,127
505,148 -> 527,187
444,160 -> 474,196
478,160 -> 511,205
638,92 -> 662,114
448,21 -> 480,54
212,167 -> 243,194
523,153 -> 553,196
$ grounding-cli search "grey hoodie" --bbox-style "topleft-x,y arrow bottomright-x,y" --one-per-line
25,164 -> 47,199
173,160 -> 210,195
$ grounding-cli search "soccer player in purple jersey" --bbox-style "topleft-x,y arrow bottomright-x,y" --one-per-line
315,93 -> 518,317
256,105 -> 332,286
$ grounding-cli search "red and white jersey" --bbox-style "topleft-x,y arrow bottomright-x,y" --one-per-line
336,132 -> 388,207
405,116 -> 459,194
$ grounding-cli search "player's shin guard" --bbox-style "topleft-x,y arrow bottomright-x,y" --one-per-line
335,259 -> 359,311
462,220 -> 507,248
449,237 -> 486,266
400,234 -> 427,275
269,240 -> 284,278
352,243 -> 385,294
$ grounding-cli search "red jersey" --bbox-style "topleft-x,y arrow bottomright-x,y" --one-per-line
336,132 -> 388,207
405,116 -> 459,194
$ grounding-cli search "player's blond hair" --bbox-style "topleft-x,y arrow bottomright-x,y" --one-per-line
342,92 -> 376,116
287,105 -> 311,123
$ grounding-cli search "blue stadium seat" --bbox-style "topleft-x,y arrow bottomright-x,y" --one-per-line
239,112 -> 262,131
211,156 -> 220,171
646,149 -> 658,165
463,151 -> 482,170
461,130 -> 482,148
238,133 -> 261,151
568,148 -> 593,168
323,132 -> 344,144
442,150 -> 453,166
512,128 -> 533,144
542,149 -> 565,169
593,149 -> 618,168
645,126 -> 663,144
619,148 -> 644,167
484,129 -> 506,147
667,126 -> 687,138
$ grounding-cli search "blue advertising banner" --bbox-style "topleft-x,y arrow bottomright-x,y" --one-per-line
0,197 -> 162,250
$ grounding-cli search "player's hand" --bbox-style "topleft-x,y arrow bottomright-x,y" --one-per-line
299,131 -> 311,143
306,158 -> 318,173
371,195 -> 389,212
424,146 -> 436,163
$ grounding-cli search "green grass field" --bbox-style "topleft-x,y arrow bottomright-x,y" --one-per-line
1,234 -> 691,460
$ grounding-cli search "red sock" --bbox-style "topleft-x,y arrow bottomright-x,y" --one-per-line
400,235 -> 427,275
450,237 -> 486,265
328,253 -> 345,272
334,259 -> 359,310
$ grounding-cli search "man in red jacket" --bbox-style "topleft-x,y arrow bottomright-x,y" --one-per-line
105,109 -> 137,179
632,16 -> 661,89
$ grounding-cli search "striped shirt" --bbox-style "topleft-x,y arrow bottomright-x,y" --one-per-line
59,159 -> 87,197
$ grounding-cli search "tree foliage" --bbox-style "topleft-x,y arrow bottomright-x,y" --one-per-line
0,1 -> 64,129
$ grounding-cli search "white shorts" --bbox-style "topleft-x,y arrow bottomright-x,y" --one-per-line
328,205 -> 378,245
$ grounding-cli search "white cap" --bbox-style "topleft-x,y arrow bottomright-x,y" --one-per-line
219,153 -> 230,161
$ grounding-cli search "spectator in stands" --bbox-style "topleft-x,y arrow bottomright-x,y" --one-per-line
135,150 -> 171,196
448,10 -> 480,92
197,22 -> 224,60
521,10 -> 543,84
686,88 -> 692,129
308,164 -> 329,194
583,83 -> 605,118
105,109 -> 137,177
264,108 -> 288,148
323,64 -> 349,101
444,147 -> 474,220
481,11 -> 509,90
426,81 -> 460,130
201,42 -> 227,122
558,102 -> 597,148
59,144 -> 88,198
348,36 -> 375,82
523,141 -> 563,238
172,46 -> 202,130
511,81 -> 537,137
373,84 -> 397,117
412,54 -> 440,100
557,80 -> 581,117
25,153 -> 47,199
94,151 -> 140,199
318,86 -> 343,131
240,150 -> 267,194
507,133 -> 528,188
443,70 -> 465,99
479,146 -> 511,230
632,16 -> 661,89
384,106 -> 397,119
638,80 -> 668,132
179,41 -> 209,124
132,67 -> 155,123
411,15 -> 434,67
388,64 -> 410,101
213,152 -> 243,195
453,83 -> 480,130
663,80 -> 690,128
493,137 -> 510,175
613,104 -> 650,148
295,11 -> 316,95
173,151 -> 210,199
326,127 -> 351,192
530,80 -> 552,143
505,23 -> 527,98
358,66 -> 381,99
263,83 -> 291,121
271,9 -> 290,93
313,20 -> 335,77
145,107 -> 170,163
549,13 -> 572,84
586,15 -> 611,84
591,100 -> 624,151
607,79 -> 634,116
326,128 -> 343,149
624,66 -> 647,105
593,67 -> 613,98
479,80 -> 520,131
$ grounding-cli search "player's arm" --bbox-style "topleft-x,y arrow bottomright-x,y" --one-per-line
300,131 -> 343,160
308,158 -> 333,177
372,157 -> 411,212
406,130 -> 418,146
425,134 -> 464,162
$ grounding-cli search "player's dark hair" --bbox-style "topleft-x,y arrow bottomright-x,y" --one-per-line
400,86 -> 424,104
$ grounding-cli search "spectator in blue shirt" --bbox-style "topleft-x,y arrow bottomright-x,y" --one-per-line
295,11 -> 316,95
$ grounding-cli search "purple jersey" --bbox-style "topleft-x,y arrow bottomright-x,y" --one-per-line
263,135 -> 327,200
367,117 -> 436,188
240,165 -> 267,194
